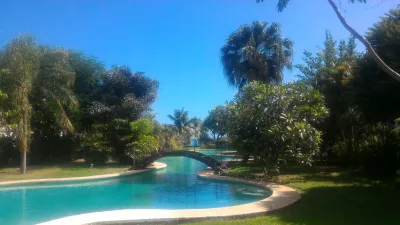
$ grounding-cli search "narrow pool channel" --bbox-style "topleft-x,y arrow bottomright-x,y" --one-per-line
0,150 -> 271,225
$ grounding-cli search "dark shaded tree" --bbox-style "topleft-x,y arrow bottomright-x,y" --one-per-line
203,105 -> 229,141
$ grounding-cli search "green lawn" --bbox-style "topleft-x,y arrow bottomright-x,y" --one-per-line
184,164 -> 400,225
0,163 -> 130,182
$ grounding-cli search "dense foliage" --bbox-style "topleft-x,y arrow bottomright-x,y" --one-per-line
228,82 -> 327,176
217,5 -> 400,178
294,8 -> 400,177
203,106 -> 229,141
0,35 -> 163,171
167,108 -> 203,147
1,5 -> 399,179
0,36 -> 77,173
123,118 -> 158,168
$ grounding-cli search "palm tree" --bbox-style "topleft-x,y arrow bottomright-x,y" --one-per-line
221,21 -> 294,89
167,108 -> 190,135
188,117 -> 202,148
0,35 -> 77,174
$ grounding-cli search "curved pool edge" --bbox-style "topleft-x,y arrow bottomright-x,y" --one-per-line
0,162 -> 167,186
36,168 -> 300,225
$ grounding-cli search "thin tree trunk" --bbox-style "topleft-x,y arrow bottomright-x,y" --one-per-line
327,0 -> 400,82
20,151 -> 26,174
133,149 -> 136,169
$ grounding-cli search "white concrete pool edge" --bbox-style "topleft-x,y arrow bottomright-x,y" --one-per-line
36,168 -> 300,225
0,162 -> 166,186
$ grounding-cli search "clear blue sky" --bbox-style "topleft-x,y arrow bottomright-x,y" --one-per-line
0,0 -> 397,124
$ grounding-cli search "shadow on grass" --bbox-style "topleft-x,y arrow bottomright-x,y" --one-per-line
190,164 -> 400,225
263,185 -> 400,225
279,165 -> 399,188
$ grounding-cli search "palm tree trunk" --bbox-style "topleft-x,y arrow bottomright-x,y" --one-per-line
20,151 -> 27,174
327,0 -> 400,82
19,104 -> 31,175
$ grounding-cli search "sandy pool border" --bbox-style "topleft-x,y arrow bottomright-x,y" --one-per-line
0,162 -> 166,186
36,168 -> 300,225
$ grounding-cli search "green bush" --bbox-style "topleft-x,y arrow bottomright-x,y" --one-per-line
228,82 -> 327,176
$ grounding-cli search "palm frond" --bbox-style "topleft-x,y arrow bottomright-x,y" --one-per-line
221,20 -> 293,88
54,100 -> 75,133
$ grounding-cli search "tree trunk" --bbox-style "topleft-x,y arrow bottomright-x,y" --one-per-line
133,150 -> 136,169
20,151 -> 26,174
242,153 -> 250,164
327,0 -> 400,82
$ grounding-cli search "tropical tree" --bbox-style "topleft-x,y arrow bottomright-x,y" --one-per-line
228,81 -> 327,176
296,32 -> 361,154
256,0 -> 400,82
0,35 -> 77,173
86,66 -> 159,163
153,123 -> 183,151
0,36 -> 38,174
188,117 -> 202,148
91,66 -> 159,122
221,21 -> 294,89
0,90 -> 8,125
79,123 -> 112,163
68,51 -> 105,130
123,118 -> 158,169
203,105 -> 229,141
346,7 -> 400,122
167,108 -> 190,135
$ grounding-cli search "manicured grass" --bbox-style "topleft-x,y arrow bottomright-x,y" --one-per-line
184,164 -> 400,225
0,163 -> 130,182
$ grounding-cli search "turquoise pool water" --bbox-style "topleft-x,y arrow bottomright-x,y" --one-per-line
0,150 -> 271,225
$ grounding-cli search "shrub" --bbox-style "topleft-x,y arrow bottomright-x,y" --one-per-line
228,82 -> 328,176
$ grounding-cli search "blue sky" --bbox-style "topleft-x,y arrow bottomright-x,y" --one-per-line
0,0 -> 397,124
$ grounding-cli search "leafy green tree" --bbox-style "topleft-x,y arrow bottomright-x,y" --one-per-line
153,123 -> 183,151
221,21 -> 294,89
123,118 -> 158,168
92,66 -> 159,122
295,8 -> 400,175
296,32 -> 361,156
256,0 -> 400,81
0,89 -> 8,125
228,81 -> 327,176
203,105 -> 229,142
188,117 -> 202,147
0,35 -> 76,173
0,89 -> 17,166
87,66 -> 159,163
79,123 -> 112,163
68,51 -> 105,130
346,7 -> 400,123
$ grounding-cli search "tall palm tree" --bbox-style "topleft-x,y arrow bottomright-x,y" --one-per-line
0,35 -> 77,174
221,21 -> 294,89
188,117 -> 202,147
1,36 -> 38,174
167,108 -> 190,135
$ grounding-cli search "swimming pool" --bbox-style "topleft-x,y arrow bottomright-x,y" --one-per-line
0,150 -> 271,225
